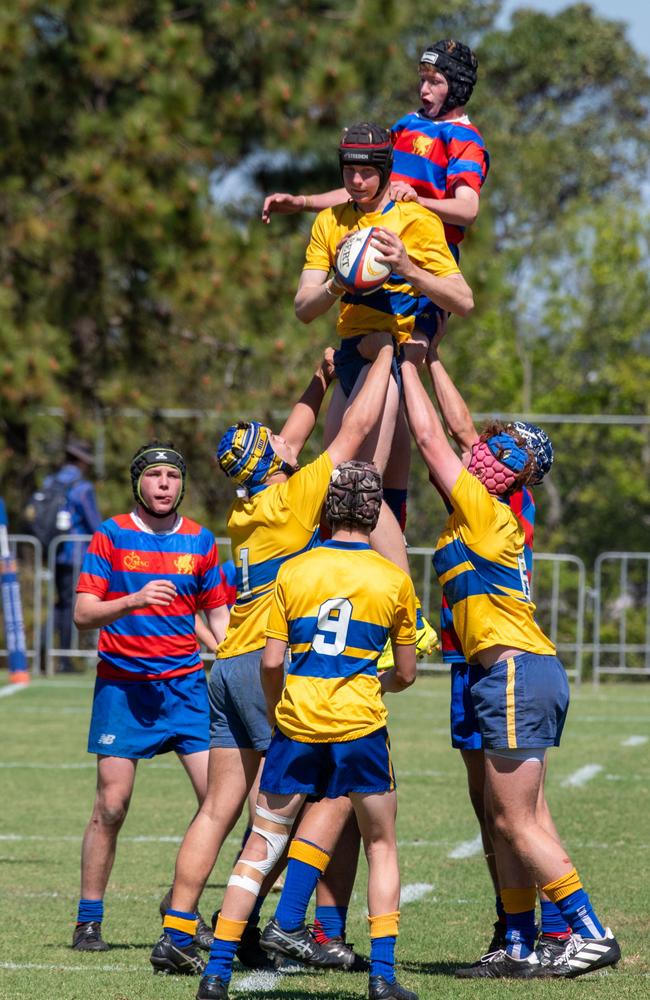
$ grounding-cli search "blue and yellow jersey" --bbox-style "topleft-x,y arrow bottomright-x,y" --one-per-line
433,469 -> 555,664
217,452 -> 333,659
303,200 -> 460,344
266,540 -> 417,743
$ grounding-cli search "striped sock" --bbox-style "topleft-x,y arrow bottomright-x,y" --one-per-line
275,840 -> 330,932
77,898 -> 103,924
163,908 -> 197,949
206,915 -> 246,984
542,869 -> 606,940
502,887 -> 537,959
368,912 -> 400,984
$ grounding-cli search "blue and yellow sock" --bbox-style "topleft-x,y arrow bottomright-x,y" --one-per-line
501,887 -> 537,959
540,899 -> 571,937
77,898 -> 103,925
275,839 -> 330,932
313,905 -> 347,942
206,915 -> 246,984
369,912 -> 400,983
542,869 -> 605,939
163,909 -> 197,949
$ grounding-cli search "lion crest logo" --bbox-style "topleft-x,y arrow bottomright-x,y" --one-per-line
124,551 -> 148,571
412,136 -> 433,157
174,554 -> 195,575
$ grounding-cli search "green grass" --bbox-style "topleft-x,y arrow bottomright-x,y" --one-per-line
0,674 -> 648,1000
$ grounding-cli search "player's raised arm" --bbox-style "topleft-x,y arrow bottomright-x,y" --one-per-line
261,189 -> 347,224
426,315 -> 478,460
400,342 -> 464,499
277,347 -> 337,454
326,334 -> 395,467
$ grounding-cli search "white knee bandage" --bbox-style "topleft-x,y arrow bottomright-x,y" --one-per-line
227,805 -> 294,897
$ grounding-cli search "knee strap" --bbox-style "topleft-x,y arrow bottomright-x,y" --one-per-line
227,805 -> 294,897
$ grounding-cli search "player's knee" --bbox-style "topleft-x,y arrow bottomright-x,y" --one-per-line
227,805 -> 295,898
95,796 -> 129,829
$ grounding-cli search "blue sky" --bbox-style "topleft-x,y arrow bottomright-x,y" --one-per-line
498,1 -> 650,61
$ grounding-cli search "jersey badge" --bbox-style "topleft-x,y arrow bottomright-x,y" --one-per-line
124,551 -> 149,571
174,554 -> 196,575
412,135 -> 433,157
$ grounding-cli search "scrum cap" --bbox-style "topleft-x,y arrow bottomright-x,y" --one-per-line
325,461 -> 383,532
339,122 -> 393,194
420,39 -> 478,114
130,441 -> 186,516
217,421 -> 295,496
468,432 -> 532,497
510,421 -> 554,485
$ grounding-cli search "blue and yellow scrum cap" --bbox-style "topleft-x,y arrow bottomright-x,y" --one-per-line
216,421 -> 295,496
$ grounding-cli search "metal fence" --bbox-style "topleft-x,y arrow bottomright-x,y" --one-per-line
1,533 -> 649,684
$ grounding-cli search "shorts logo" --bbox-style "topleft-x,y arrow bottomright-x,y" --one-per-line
412,136 -> 433,157
174,554 -> 195,574
124,551 -> 148,571
98,733 -> 116,745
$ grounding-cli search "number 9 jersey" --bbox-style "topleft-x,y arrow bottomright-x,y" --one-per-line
266,539 -> 417,743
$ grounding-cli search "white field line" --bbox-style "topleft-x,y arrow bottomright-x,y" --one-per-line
235,967 -> 303,991
400,770 -> 445,777
0,832 -> 241,845
0,683 -> 30,699
621,735 -> 648,747
0,961 -> 142,972
448,833 -> 483,859
561,764 -> 603,788
400,882 -> 434,904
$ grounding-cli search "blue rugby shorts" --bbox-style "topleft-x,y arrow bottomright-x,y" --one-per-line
260,726 -> 395,799
87,668 -> 210,758
469,653 -> 570,750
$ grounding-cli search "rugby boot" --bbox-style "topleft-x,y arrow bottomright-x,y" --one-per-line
537,928 -> 621,978
485,920 -> 507,954
196,974 -> 229,1000
308,928 -> 369,972
150,932 -> 206,975
369,975 -> 419,1000
72,920 -> 109,952
259,917 -> 343,968
455,949 -> 545,979
535,932 -> 574,971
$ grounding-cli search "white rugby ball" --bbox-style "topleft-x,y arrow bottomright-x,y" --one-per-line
335,226 -> 391,295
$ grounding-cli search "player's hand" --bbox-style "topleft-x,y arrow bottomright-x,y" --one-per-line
371,227 -> 409,272
319,347 -> 337,385
390,181 -> 419,203
357,331 -> 393,360
401,341 -> 428,367
130,580 -> 177,609
428,311 -> 449,359
334,231 -> 355,257
261,193 -> 304,224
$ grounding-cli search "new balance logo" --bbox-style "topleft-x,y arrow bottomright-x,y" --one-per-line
98,733 -> 116,745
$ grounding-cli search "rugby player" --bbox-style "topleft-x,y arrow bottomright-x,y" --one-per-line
71,443 -> 229,952
198,461 -> 418,1000
398,344 -> 621,979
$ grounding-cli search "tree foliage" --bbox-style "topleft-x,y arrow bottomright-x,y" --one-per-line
0,0 -> 648,562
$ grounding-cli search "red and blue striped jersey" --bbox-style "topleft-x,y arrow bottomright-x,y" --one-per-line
77,513 -> 227,681
440,487 -> 535,663
391,112 -> 489,248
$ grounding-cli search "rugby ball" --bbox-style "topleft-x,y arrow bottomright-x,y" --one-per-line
335,227 -> 391,295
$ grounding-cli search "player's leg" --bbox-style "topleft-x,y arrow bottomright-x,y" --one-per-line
74,754 -> 137,951
351,788 -> 417,1000
54,562 -> 75,672
177,748 -> 209,804
382,404 -> 410,533
200,789 -> 304,997
313,807 -> 366,969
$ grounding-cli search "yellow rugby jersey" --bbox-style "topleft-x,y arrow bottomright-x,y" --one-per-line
217,452 -> 333,659
433,468 -> 556,664
266,540 -> 417,743
303,200 -> 460,344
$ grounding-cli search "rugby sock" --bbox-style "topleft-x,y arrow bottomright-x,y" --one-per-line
206,915 -> 246,984
382,488 -> 407,532
542,869 -> 605,939
495,894 -> 507,926
77,898 -> 103,925
313,905 -> 348,942
369,912 -> 400,984
275,840 -> 330,932
540,898 -> 572,937
249,893 -> 266,929
163,909 -> 197,949
501,887 -> 537,959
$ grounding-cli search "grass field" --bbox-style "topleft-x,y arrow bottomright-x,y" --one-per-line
0,673 -> 648,1000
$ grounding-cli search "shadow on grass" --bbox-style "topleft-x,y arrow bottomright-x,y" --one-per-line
400,958 -> 461,976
